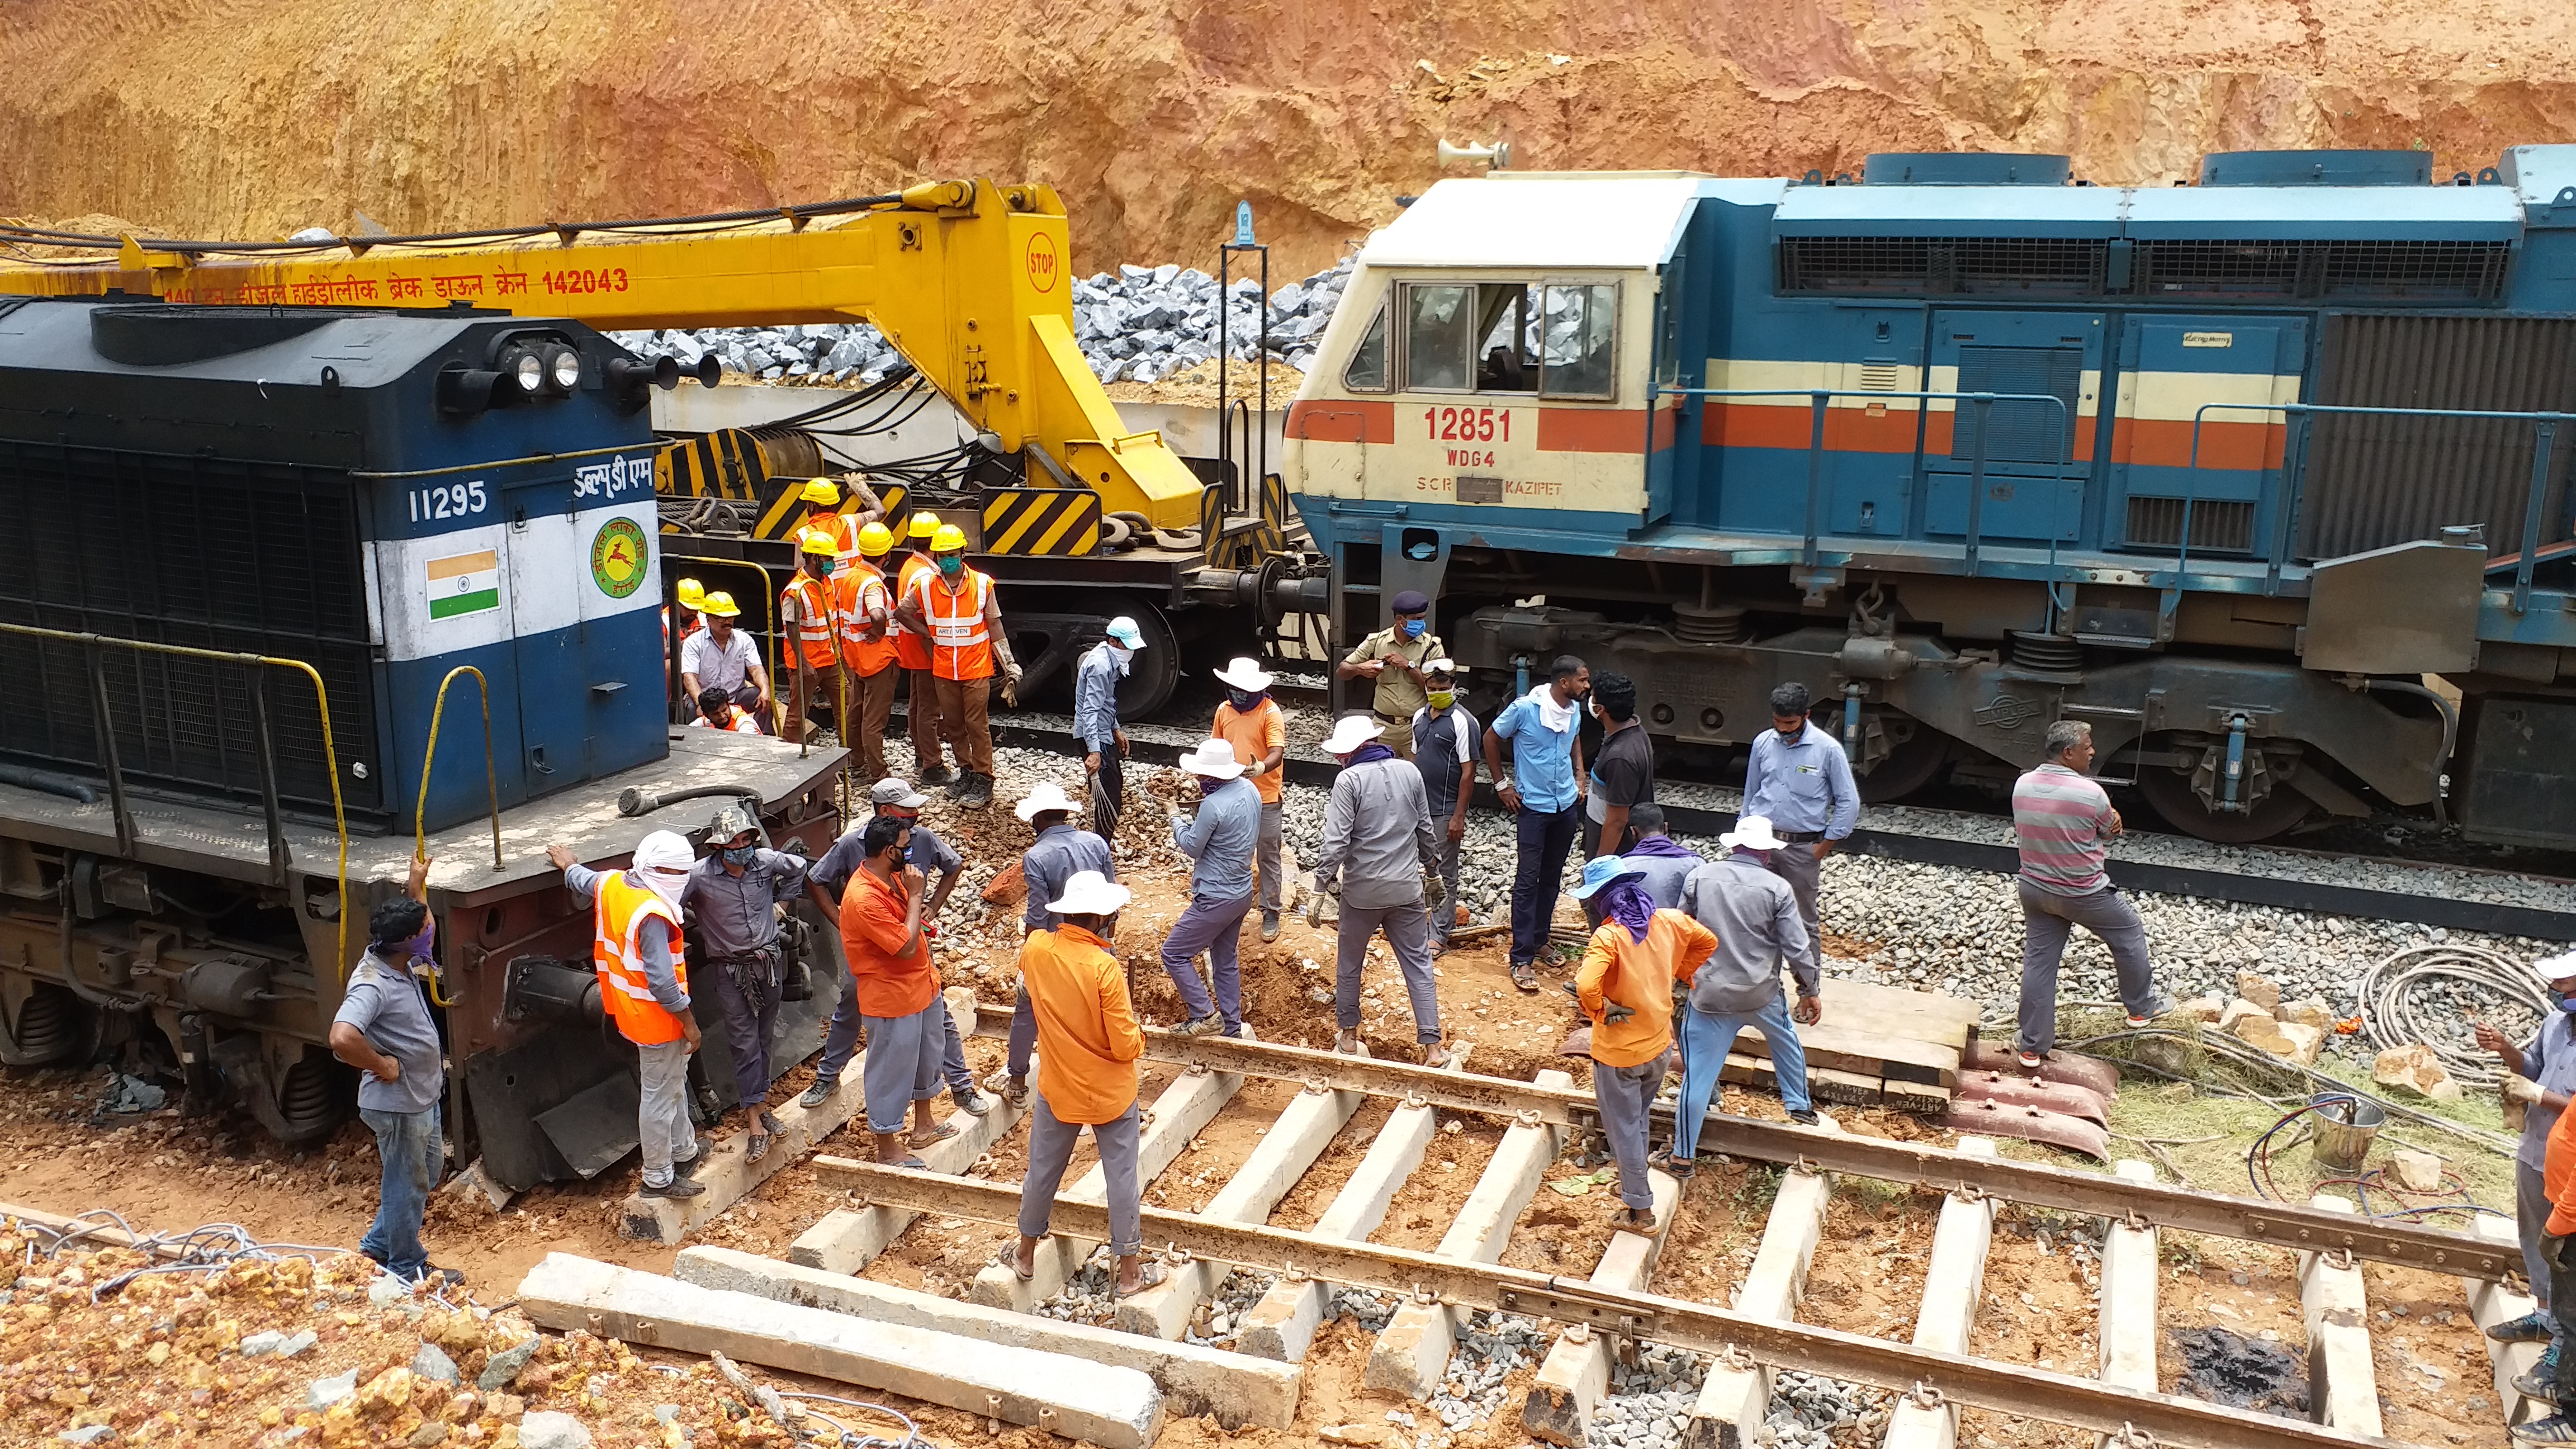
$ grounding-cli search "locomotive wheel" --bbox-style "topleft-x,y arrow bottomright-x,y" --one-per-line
1107,598 -> 1181,721
2133,756 -> 2314,844
1855,719 -> 1952,803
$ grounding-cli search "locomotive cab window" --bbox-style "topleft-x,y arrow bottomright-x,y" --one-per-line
1539,282 -> 1617,399
1401,280 -> 1616,399
1342,299 -> 1390,392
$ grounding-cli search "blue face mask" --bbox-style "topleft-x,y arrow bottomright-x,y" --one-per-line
2560,994 -> 2576,1014
722,844 -> 757,866
936,553 -> 965,577
1399,618 -> 1426,640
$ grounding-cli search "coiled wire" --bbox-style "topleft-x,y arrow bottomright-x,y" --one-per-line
2356,942 -> 2546,1086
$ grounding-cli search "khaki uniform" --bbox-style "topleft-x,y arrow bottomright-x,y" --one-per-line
1342,626 -> 1445,759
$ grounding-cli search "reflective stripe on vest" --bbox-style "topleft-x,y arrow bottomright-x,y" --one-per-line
783,575 -> 838,669
907,568 -> 993,681
590,870 -> 690,1046
835,565 -> 900,675
894,554 -> 935,670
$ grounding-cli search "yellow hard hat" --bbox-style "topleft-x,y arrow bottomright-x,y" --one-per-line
675,578 -> 708,610
701,590 -> 742,618
801,477 -> 840,506
907,510 -> 941,540
931,524 -> 969,553
797,528 -> 839,558
857,522 -> 895,557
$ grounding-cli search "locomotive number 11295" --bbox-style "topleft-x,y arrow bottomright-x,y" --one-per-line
1424,406 -> 1512,443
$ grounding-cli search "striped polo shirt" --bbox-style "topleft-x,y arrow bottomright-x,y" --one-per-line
2011,763 -> 2116,897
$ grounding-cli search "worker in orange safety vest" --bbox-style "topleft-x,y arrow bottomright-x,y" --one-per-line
893,512 -> 950,784
547,832 -> 707,1200
896,524 -> 1021,809
779,530 -> 844,743
795,475 -> 887,578
835,522 -> 903,782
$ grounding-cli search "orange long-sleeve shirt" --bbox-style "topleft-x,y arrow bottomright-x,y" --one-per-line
2546,1085 -> 2576,1235
1575,910 -> 1716,1067
1018,925 -> 1143,1125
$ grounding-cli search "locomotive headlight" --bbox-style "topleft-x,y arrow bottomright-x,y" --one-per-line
547,344 -> 583,392
508,348 -> 546,395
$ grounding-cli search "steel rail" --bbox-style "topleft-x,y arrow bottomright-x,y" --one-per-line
969,712 -> 2576,941
812,1160 -> 2400,1449
967,1003 -> 2515,1280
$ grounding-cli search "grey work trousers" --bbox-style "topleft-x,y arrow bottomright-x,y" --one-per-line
1593,1049 -> 1669,1212
1017,1092 -> 1145,1257
2014,880 -> 2157,1058
1256,799 -> 1285,917
860,998 -> 948,1136
636,1038 -> 701,1188
817,972 -> 976,1096
2521,1159 -> 2559,1318
1427,835 -> 1462,942
1334,896 -> 1442,1043
1765,844 -> 1825,975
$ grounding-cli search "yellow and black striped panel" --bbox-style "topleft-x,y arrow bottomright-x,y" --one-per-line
980,487 -> 1100,556
1256,471 -> 1291,556
655,428 -> 769,503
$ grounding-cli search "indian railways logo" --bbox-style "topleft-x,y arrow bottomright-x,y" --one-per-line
1024,233 -> 1060,293
590,517 -> 648,599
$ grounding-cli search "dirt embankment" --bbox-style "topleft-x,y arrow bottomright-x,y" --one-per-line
6,0 -> 2576,278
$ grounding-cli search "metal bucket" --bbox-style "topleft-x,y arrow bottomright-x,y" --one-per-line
2308,1093 -> 2386,1171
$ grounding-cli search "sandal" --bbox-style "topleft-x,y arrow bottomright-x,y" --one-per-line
994,1246 -> 1035,1282
746,1131 -> 774,1164
1649,1149 -> 1697,1179
1510,963 -> 1540,993
912,1121 -> 960,1147
878,1155 -> 929,1169
1115,1260 -> 1171,1298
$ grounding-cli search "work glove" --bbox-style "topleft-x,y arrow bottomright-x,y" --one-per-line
1423,871 -> 1446,908
2506,1072 -> 2545,1105
1000,662 -> 1023,707
1564,981 -> 1635,1025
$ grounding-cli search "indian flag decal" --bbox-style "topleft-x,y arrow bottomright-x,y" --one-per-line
427,550 -> 501,620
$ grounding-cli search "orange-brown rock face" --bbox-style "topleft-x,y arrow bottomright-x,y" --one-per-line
5,0 -> 2576,278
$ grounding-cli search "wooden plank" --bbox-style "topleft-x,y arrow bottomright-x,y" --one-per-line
1722,1019 -> 1961,1088
1819,978 -> 1980,1049
1810,1067 -> 1883,1107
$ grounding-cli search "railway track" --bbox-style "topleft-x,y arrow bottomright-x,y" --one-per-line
954,704 -> 2576,942
596,1011 -> 2535,1449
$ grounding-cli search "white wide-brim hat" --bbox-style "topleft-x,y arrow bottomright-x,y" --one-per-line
1321,714 -> 1382,755
1015,782 -> 1081,822
1177,737 -> 1247,780
1048,869 -> 1132,917
1721,815 -> 1786,853
1211,656 -> 1274,693
2533,950 -> 2576,986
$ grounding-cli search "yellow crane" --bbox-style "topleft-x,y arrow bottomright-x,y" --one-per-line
0,178 -> 1205,529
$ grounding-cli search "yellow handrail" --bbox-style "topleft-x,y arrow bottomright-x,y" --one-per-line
0,621 -> 350,981
675,556 -> 785,730
411,666 -> 503,1011
414,665 -> 504,873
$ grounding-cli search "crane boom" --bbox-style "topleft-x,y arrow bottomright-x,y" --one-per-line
0,178 -> 1205,528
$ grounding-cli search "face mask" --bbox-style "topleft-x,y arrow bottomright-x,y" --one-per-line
1228,687 -> 1263,713
2560,995 -> 2576,1014
1427,690 -> 1456,710
722,844 -> 757,866
936,554 -> 964,577
1399,618 -> 1426,640
395,921 -> 435,964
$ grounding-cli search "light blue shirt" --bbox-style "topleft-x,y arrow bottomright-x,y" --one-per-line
1172,776 -> 1261,901
2518,1011 -> 2576,1171
1741,722 -> 1859,839
1073,642 -> 1126,752
1022,823 -> 1117,932
1491,692 -> 1580,813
